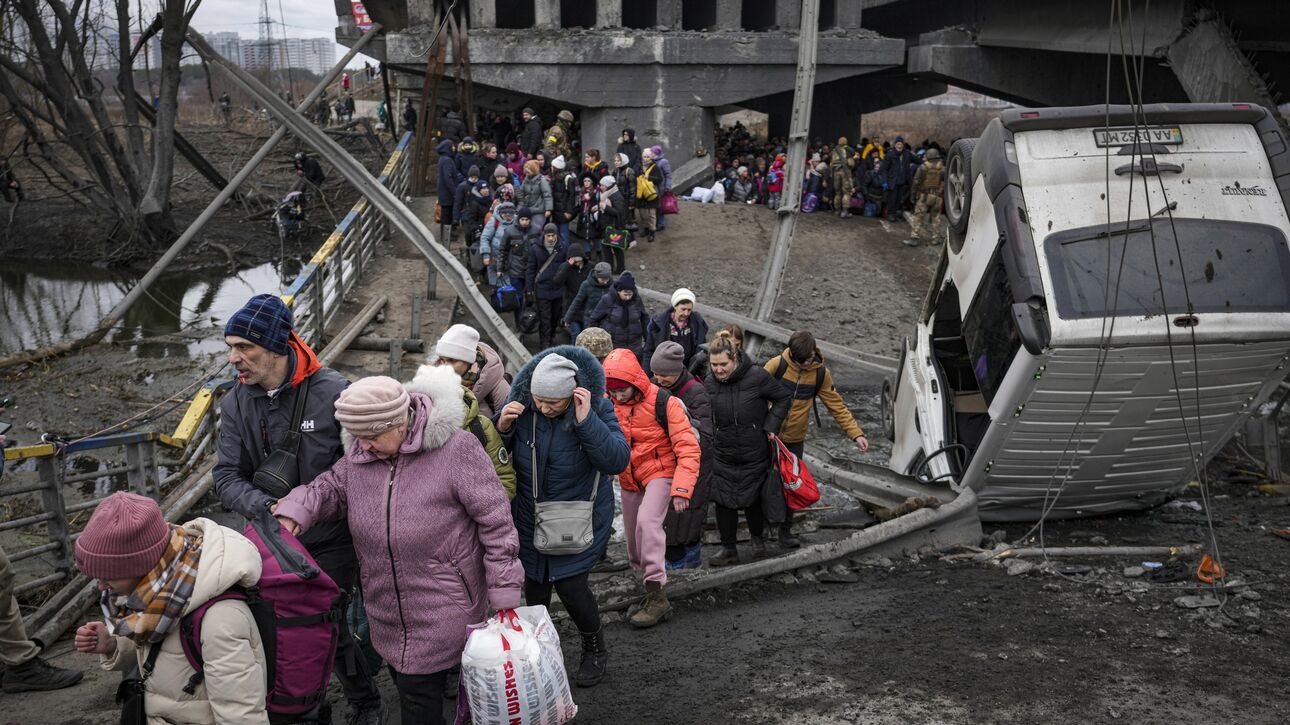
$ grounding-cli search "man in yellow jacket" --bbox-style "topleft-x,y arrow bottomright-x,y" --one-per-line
765,330 -> 869,458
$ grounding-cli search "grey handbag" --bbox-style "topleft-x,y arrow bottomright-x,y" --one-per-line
531,416 -> 598,555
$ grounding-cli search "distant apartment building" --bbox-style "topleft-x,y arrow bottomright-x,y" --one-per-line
86,30 -> 163,72
207,32 -> 242,66
241,36 -> 335,76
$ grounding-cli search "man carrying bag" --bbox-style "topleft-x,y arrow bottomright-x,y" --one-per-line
213,294 -> 384,725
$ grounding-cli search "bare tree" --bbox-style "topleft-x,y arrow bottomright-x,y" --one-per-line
0,0 -> 202,249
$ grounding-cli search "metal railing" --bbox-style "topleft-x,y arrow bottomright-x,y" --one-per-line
0,131 -> 414,604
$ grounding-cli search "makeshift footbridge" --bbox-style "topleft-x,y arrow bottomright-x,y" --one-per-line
0,22 -> 977,647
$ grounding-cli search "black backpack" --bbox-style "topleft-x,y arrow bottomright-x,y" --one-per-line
654,386 -> 702,445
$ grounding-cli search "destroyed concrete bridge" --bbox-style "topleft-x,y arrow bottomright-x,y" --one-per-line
336,0 -> 1290,191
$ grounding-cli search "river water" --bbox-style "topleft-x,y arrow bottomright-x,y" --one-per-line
0,258 -> 306,357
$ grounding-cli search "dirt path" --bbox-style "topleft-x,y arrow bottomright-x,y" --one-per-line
625,202 -> 938,358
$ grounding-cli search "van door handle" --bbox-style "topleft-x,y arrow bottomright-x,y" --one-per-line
1115,159 -> 1183,176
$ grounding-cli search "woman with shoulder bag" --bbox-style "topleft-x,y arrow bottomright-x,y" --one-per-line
274,376 -> 522,725
495,348 -> 630,689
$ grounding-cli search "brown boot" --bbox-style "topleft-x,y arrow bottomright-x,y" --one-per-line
628,581 -> 673,629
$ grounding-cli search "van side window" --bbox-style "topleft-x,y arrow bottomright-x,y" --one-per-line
962,250 -> 1021,404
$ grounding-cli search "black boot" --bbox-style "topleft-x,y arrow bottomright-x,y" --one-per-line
778,523 -> 801,550
710,545 -> 740,567
751,535 -> 769,559
575,627 -> 608,688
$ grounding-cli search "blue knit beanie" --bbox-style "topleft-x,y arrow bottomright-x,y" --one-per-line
224,294 -> 293,355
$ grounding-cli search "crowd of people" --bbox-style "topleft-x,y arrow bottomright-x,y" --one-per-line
712,122 -> 949,246
0,276 -> 870,724
426,105 -> 682,347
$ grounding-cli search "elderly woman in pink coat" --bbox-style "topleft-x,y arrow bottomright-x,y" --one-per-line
275,375 -> 522,725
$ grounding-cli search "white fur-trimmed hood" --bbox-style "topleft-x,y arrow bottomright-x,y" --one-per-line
340,365 -> 467,456
404,364 -> 468,450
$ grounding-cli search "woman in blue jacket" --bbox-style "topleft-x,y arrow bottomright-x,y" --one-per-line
495,346 -> 629,689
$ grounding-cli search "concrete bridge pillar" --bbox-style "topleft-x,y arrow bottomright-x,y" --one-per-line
836,1 -> 863,29
657,0 -> 681,30
535,0 -> 559,30
469,0 -> 495,29
777,2 -> 801,31
581,105 -> 714,172
597,2 -> 622,28
715,1 -> 741,31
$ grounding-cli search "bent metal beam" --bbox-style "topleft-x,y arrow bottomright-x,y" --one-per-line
184,27 -> 531,368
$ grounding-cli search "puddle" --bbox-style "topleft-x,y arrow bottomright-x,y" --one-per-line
0,257 -> 307,358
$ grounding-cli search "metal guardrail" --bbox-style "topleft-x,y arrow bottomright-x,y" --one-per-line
0,132 -> 414,599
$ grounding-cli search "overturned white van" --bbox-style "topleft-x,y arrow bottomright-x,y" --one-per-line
882,103 -> 1290,522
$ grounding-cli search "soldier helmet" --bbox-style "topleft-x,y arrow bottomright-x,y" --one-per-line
925,148 -> 940,160
557,109 -> 574,123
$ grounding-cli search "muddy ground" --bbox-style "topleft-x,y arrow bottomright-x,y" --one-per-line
3,199 -> 1289,723
0,121 -> 388,271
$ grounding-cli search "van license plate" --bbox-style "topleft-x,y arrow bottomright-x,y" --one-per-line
1093,126 -> 1183,147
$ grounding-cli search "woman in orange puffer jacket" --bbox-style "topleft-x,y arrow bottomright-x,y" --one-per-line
602,348 -> 701,629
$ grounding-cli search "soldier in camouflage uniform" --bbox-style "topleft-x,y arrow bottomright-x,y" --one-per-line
904,148 -> 945,247
830,136 -> 857,218
545,109 -> 575,163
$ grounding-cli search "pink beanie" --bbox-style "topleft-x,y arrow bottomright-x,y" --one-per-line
334,376 -> 410,435
75,492 -> 171,580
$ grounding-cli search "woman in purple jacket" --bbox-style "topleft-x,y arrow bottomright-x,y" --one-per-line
276,376 -> 522,725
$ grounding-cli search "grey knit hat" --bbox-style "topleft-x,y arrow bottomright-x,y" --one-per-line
650,341 -> 686,377
593,262 -> 612,280
531,354 -> 578,399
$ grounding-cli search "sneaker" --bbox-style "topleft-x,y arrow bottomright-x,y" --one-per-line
902,238 -> 921,247
710,546 -> 740,567
628,582 -> 673,629
1,656 -> 83,693
664,558 -> 686,571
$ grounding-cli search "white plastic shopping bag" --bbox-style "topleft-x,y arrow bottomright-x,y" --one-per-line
710,182 -> 726,204
690,186 -> 713,203
458,606 -> 577,725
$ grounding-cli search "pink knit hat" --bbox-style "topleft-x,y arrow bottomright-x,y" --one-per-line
74,492 -> 171,580
334,376 -> 410,435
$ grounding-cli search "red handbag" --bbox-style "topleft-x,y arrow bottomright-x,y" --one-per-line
772,435 -> 820,510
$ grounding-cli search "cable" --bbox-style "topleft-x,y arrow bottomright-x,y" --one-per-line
57,361 -> 228,445
1014,0 -> 1142,550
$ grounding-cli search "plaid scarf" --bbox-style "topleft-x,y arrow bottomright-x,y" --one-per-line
100,525 -> 203,645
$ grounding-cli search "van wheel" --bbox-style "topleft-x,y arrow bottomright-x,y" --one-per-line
880,378 -> 896,441
945,138 -> 978,235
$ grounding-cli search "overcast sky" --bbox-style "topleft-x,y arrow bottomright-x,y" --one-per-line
188,0 -> 374,67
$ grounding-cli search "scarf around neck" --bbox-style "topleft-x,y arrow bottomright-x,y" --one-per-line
101,525 -> 203,645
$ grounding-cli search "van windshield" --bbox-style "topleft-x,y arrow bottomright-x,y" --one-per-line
1044,219 -> 1290,319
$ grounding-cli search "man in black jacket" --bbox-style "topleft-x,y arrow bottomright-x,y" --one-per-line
880,135 -> 916,222
519,107 -> 543,158
214,294 -> 383,725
